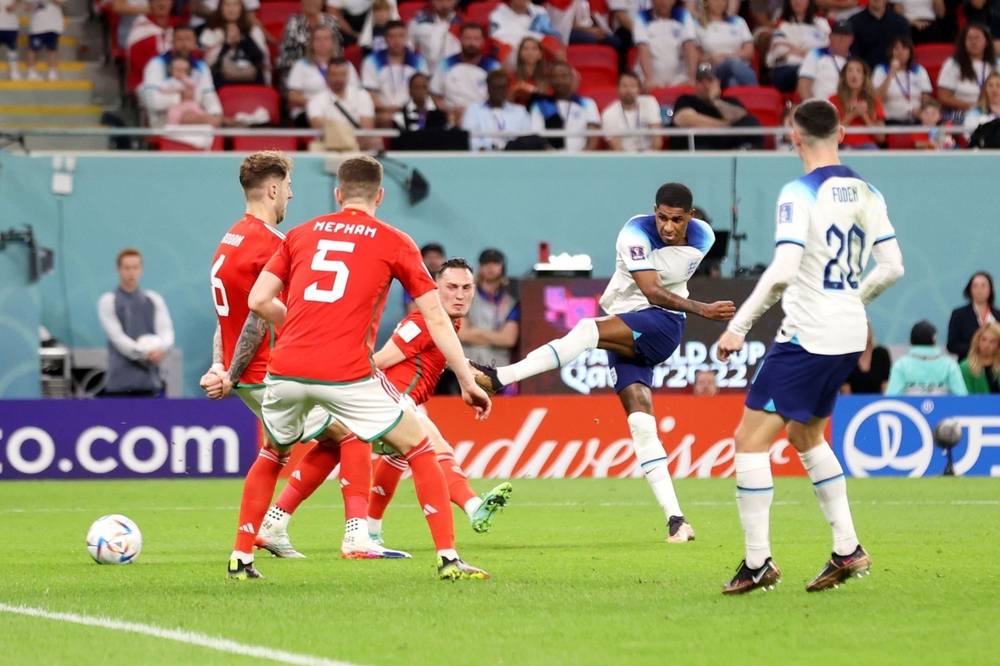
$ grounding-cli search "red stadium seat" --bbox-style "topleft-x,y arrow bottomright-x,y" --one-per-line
344,44 -> 363,72
465,1 -> 499,30
887,133 -> 917,150
914,43 -> 954,93
398,1 -> 427,24
256,1 -> 298,26
650,85 -> 694,107
158,136 -> 225,151
233,135 -> 300,151
725,85 -> 782,125
579,85 -> 620,114
218,85 -> 282,123
567,44 -> 618,89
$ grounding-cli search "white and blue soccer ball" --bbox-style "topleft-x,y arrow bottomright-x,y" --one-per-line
86,515 -> 142,564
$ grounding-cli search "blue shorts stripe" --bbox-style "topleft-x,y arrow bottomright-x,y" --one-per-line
545,343 -> 561,368
812,473 -> 844,488
640,456 -> 668,469
736,486 -> 774,494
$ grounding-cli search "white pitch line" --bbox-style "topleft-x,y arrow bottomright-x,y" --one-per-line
0,603 -> 365,666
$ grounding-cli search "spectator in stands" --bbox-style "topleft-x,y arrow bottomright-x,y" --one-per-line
602,70 -> 664,151
25,0 -> 64,81
872,36 -> 933,124
275,0 -> 341,77
529,61 -> 602,150
606,0 -> 644,65
766,0 -> 830,93
672,62 -> 764,149
307,57 -> 380,148
286,26 -> 360,127
327,0 -> 379,47
161,56 -> 219,124
695,0 -> 758,88
430,23 -> 501,124
830,57 -> 885,148
190,0 -> 262,38
693,369 -> 719,395
509,37 -> 551,106
408,0 -> 461,72
0,0 -> 20,81
797,19 -> 853,101
948,271 -> 1000,360
402,243 -> 447,313
841,324 -> 891,394
886,320 -> 968,395
141,26 -> 224,127
911,98 -> 955,148
960,322 -> 1000,393
199,0 -> 269,89
549,0 -> 622,55
634,0 -> 699,90
894,0 -> 946,45
749,0 -> 784,74
97,248 -> 174,398
460,248 -> 521,378
392,72 -> 448,131
490,0 -> 566,67
818,0 -> 861,22
462,69 -> 533,151
848,0 -> 911,71
127,0 -> 177,91
963,71 -> 1000,133
361,0 -> 393,56
962,0 -> 1000,49
113,0 -> 154,52
938,23 -> 998,119
363,20 -> 429,126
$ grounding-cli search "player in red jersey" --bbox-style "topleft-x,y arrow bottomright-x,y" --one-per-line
245,155 -> 492,580
200,152 -> 405,582
255,258 -> 513,558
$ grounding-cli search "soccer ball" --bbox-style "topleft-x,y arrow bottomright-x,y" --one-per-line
86,515 -> 142,564
933,418 -> 962,449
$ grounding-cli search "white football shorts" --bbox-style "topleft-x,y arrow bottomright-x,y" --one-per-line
236,386 -> 333,444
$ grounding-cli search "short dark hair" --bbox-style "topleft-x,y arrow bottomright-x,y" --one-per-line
886,35 -> 916,69
618,70 -> 640,85
655,183 -> 694,210
173,23 -> 195,35
384,19 -> 407,33
338,155 -> 383,202
486,68 -> 509,86
460,21 -> 484,35
421,243 -> 445,257
327,57 -> 348,68
409,72 -> 428,87
436,257 -> 474,279
911,320 -> 937,346
793,99 -> 840,140
964,271 -> 995,307
239,150 -> 293,194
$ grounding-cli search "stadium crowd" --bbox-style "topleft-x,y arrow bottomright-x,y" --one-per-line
23,0 -> 993,149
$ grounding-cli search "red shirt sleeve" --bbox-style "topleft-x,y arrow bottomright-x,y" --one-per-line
392,232 -> 436,301
263,236 -> 292,284
390,315 -> 435,357
874,99 -> 886,121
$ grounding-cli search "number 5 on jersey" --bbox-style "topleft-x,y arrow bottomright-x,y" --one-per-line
304,240 -> 356,303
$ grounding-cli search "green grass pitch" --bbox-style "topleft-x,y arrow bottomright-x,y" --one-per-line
1,477 -> 997,665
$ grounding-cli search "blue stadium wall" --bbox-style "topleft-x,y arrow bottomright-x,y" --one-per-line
0,151 -> 993,397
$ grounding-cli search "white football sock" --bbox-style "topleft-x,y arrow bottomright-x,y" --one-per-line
735,452 -> 773,570
437,548 -> 459,561
497,319 -> 599,385
799,443 -> 859,556
230,549 -> 253,564
628,412 -> 682,519
262,504 -> 290,532
463,497 -> 483,519
344,517 -> 367,541
367,517 -> 383,536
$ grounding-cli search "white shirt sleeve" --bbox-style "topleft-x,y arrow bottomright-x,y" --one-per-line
963,108 -> 984,133
774,183 -> 811,247
307,93 -> 329,120
916,65 -> 933,95
429,61 -> 446,97
361,54 -> 380,92
146,290 -> 175,350
200,90 -> 223,116
357,88 -> 376,118
937,57 -> 959,91
461,104 -> 489,151
97,292 -> 146,361
859,237 -> 904,306
582,97 -> 601,126
602,103 -> 622,135
511,103 -> 532,132
639,95 -> 661,126
736,16 -> 752,42
798,49 -> 819,80
632,12 -> 650,45
678,8 -> 696,42
872,64 -> 887,89
530,103 -> 546,132
286,60 -> 307,91
616,222 -> 655,272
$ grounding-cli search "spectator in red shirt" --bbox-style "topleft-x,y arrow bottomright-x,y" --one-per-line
126,0 -> 177,92
830,57 -> 885,148
509,37 -> 551,106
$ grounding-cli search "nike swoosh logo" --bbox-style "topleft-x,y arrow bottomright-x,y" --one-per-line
751,569 -> 768,584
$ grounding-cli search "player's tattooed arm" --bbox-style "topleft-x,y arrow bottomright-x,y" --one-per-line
633,271 -> 736,321
227,313 -> 269,384
212,325 -> 223,366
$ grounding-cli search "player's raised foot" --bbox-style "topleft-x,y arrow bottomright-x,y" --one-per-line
255,524 -> 305,559
722,558 -> 781,595
666,515 -> 695,543
227,558 -> 264,580
471,482 -> 513,533
438,556 -> 490,580
806,545 -> 871,592
468,361 -> 502,396
341,535 -> 412,560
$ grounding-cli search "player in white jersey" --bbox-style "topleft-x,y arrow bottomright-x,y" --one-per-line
715,99 -> 905,595
472,183 -> 735,543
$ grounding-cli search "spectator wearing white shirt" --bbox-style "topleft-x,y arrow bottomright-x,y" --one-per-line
938,24 -> 998,118
894,0 -> 946,44
0,0 -> 22,80
490,0 -> 566,66
308,57 -> 380,149
797,19 -> 853,101
140,26 -> 224,127
634,0 -> 699,91
363,20 -> 428,126
766,0 -> 830,92
26,0 -> 65,81
529,61 -> 601,151
408,0 -> 461,72
695,0 -> 757,88
964,71 -> 1000,135
392,72 -> 447,131
872,36 -> 933,123
285,26 -> 361,127
602,70 -> 663,151
548,0 -> 623,59
462,69 -> 532,150
430,22 -> 501,123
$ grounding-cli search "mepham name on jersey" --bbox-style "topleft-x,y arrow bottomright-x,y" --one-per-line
221,233 -> 245,247
312,221 -> 378,237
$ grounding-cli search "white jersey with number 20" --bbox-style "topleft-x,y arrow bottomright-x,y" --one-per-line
773,164 -> 896,356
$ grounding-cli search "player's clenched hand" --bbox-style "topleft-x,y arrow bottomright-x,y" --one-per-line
702,301 -> 736,321
716,330 -> 745,362
200,370 -> 224,399
461,384 -> 492,421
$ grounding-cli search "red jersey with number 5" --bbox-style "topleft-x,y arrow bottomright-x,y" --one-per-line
263,208 -> 437,383
386,312 -> 461,406
211,214 -> 284,387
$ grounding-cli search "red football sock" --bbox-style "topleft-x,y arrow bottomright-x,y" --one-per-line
234,447 -> 289,553
405,438 -> 455,551
274,442 -> 341,515
437,452 -> 478,510
338,434 -> 371,521
368,454 -> 409,520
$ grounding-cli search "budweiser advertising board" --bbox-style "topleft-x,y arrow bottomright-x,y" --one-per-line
419,395 -> 807,478
516,277 -> 784,395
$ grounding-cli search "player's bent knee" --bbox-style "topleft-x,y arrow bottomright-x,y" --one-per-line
380,410 -> 427,455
